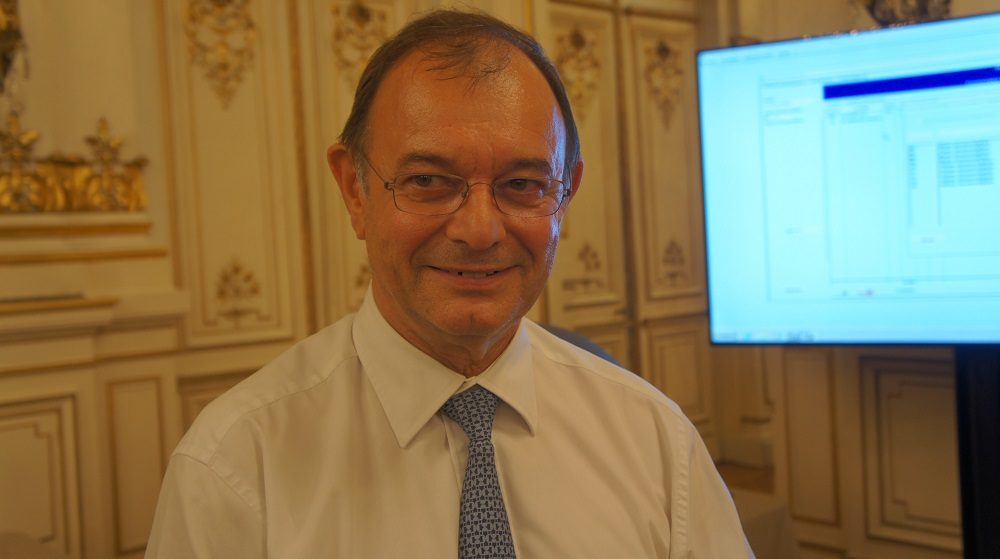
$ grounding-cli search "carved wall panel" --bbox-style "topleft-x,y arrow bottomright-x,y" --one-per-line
0,395 -> 80,559
0,0 -> 175,307
545,3 -> 628,328
297,0 -> 402,326
639,316 -> 716,454
107,377 -> 166,556
714,345 -> 774,466
736,0 -> 869,43
184,0 -> 257,108
798,545 -> 850,559
0,115 -> 148,214
622,14 -> 704,319
330,1 -> 390,86
861,358 -> 961,552
620,0 -> 697,16
164,0 -> 304,346
782,348 -> 840,526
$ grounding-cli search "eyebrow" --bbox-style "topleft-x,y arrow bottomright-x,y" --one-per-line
394,152 -> 555,176
395,152 -> 453,170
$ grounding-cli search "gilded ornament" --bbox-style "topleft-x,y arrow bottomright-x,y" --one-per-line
858,0 -> 950,26
331,1 -> 388,86
0,0 -> 23,95
185,0 -> 257,108
0,114 -> 147,213
0,111 -> 44,211
643,40 -> 683,130
215,258 -> 262,325
661,238 -> 686,285
554,26 -> 600,123
562,241 -> 606,293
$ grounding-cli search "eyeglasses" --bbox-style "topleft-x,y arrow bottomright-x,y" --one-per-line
358,153 -> 571,218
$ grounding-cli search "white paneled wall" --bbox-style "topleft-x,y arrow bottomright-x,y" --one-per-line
0,1 -> 987,557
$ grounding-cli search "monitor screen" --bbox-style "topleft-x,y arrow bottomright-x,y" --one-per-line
697,12 -> 1000,344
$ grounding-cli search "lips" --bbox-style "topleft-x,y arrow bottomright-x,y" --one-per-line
430,266 -> 503,278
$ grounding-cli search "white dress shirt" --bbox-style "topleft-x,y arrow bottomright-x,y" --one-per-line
146,290 -> 752,558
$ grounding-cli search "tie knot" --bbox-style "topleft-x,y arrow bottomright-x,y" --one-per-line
442,385 -> 499,442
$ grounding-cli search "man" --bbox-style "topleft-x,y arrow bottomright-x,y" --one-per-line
147,9 -> 751,558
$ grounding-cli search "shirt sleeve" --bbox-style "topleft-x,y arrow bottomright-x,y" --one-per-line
145,453 -> 266,558
682,432 -> 756,559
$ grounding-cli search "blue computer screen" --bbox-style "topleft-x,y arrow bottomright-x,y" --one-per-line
697,12 -> 1000,344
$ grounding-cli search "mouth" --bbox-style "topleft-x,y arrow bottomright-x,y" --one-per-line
430,266 -> 503,278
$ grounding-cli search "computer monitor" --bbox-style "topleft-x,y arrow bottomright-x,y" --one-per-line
697,12 -> 1000,345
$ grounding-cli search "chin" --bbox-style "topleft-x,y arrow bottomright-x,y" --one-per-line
434,308 -> 521,339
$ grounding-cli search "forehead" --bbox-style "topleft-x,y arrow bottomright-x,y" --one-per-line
366,43 -> 567,169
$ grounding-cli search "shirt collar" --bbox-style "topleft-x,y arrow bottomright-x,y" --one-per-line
353,288 -> 538,448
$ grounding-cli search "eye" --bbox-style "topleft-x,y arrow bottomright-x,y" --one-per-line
406,174 -> 444,188
498,177 -> 548,197
394,174 -> 464,203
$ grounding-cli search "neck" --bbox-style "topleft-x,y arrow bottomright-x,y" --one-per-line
372,292 -> 520,377
414,327 -> 518,377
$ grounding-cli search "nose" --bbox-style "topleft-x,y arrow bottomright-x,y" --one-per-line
444,183 -> 507,250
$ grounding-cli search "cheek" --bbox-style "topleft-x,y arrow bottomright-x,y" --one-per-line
367,210 -> 436,263
521,219 -> 562,266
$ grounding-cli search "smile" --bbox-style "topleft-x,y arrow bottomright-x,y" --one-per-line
432,267 -> 502,278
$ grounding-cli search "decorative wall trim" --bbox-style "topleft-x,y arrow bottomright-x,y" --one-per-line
0,295 -> 117,316
858,0 -> 951,27
562,241 -> 607,293
286,0 -> 317,334
0,0 -> 25,97
0,114 -> 148,213
214,259 -> 263,326
330,1 -> 388,86
554,25 -> 600,123
184,0 -> 257,108
782,348 -> 841,526
642,39 -> 682,129
642,319 -> 712,427
0,394 -> 79,557
106,377 -> 166,555
0,247 -> 167,265
861,357 -> 961,551
624,16 -> 704,315
660,238 -> 686,285
0,222 -> 152,238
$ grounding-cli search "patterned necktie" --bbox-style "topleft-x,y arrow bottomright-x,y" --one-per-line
441,385 -> 517,559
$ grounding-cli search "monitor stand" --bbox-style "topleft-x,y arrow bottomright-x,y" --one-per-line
955,345 -> 1000,559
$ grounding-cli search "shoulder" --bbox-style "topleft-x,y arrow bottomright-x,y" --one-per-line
173,313 -> 360,464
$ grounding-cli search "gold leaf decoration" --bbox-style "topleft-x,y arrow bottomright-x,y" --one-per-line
185,0 -> 257,108
0,114 -> 147,213
331,1 -> 388,86
554,26 -> 600,123
643,39 -> 683,129
858,0 -> 950,27
0,0 -> 25,97
215,258 -> 262,326
661,238 -> 687,285
562,241 -> 606,293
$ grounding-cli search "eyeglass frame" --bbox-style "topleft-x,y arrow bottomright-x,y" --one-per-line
355,151 -> 573,218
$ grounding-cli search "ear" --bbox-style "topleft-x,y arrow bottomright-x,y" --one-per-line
327,143 -> 367,240
556,158 -> 584,223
